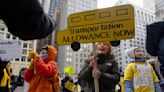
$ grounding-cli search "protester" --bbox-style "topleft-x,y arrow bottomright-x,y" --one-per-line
0,60 -> 11,92
124,47 -> 161,92
10,68 -> 17,92
146,58 -> 164,91
116,72 -> 124,92
146,21 -> 164,77
78,42 -> 120,92
0,0 -> 56,40
146,58 -> 163,80
13,67 -> 28,92
74,80 -> 81,92
24,45 -> 59,92
61,72 -> 74,92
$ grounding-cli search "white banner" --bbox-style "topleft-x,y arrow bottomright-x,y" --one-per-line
0,40 -> 22,61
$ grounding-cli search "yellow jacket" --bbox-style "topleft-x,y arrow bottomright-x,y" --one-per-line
0,67 -> 10,88
124,62 -> 159,92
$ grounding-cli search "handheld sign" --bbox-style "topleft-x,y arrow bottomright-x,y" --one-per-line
64,81 -> 76,92
0,40 -> 22,61
57,4 -> 135,45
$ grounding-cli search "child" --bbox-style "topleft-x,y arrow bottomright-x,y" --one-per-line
124,47 -> 161,92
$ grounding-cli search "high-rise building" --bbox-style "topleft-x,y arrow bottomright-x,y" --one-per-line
58,0 -> 97,79
155,0 -> 164,21
114,0 -> 155,71
0,20 -> 37,75
143,0 -> 155,12
37,0 -> 60,52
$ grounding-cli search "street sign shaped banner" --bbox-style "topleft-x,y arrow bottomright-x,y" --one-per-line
57,4 -> 135,45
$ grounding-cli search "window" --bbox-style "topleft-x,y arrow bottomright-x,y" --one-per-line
6,33 -> 10,39
67,47 -> 69,50
0,27 -> 5,31
21,56 -> 26,61
70,53 -> 72,56
70,58 -> 72,62
67,52 -> 69,56
23,43 -> 28,48
137,42 -> 140,44
29,43 -> 33,48
15,58 -> 19,61
80,65 -> 83,68
28,57 -> 31,62
80,59 -> 82,62
12,36 -> 17,39
66,58 -> 69,62
23,49 -> 27,55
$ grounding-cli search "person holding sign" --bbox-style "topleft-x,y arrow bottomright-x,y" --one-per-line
24,45 -> 59,92
78,42 -> 120,92
61,72 -> 74,92
124,47 -> 161,92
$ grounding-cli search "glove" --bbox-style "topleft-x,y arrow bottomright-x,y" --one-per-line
28,51 -> 39,70
28,51 -> 39,59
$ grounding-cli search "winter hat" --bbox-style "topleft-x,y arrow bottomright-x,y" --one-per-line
125,47 -> 139,58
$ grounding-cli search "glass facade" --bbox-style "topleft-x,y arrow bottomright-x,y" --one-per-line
155,0 -> 164,20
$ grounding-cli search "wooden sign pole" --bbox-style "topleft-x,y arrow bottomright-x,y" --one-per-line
93,43 -> 99,92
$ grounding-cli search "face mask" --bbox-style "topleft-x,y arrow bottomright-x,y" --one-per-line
39,53 -> 48,59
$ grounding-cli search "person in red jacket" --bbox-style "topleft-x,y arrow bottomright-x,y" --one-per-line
24,45 -> 59,92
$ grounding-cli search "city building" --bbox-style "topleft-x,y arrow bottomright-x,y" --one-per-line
37,0 -> 60,52
155,0 -> 164,21
114,0 -> 155,71
143,0 -> 155,12
0,20 -> 37,75
58,0 -> 97,79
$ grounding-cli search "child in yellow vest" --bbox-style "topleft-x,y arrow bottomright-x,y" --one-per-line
124,47 -> 161,92
0,61 -> 11,92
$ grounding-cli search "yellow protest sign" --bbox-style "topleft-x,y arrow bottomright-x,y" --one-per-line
64,81 -> 76,92
64,66 -> 74,75
57,4 -> 134,45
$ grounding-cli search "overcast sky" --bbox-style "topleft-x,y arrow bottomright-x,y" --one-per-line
98,0 -> 143,8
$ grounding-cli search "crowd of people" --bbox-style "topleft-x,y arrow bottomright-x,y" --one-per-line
1,42 -> 164,92
0,0 -> 164,92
